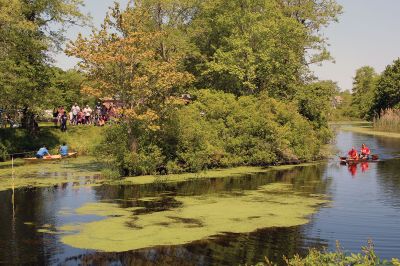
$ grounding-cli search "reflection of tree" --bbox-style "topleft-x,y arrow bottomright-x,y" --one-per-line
376,159 -> 400,207
94,164 -> 330,209
64,226 -> 326,265
0,188 -> 59,264
87,164 -> 330,265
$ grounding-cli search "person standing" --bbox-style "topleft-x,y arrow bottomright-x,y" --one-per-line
83,105 -> 92,125
71,103 -> 80,125
60,111 -> 68,132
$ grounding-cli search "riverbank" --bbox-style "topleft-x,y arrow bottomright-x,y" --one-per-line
0,157 -> 323,191
0,124 -> 105,159
341,125 -> 400,139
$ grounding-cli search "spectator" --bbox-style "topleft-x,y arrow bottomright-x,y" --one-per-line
71,103 -> 80,125
83,105 -> 92,124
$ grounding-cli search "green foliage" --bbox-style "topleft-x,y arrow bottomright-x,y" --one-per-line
351,66 -> 378,119
188,0 -> 342,98
258,241 -> 399,266
329,90 -> 357,121
99,90 -> 330,176
372,58 -> 400,116
0,0 -> 87,130
297,81 -> 338,128
283,241 -> 398,266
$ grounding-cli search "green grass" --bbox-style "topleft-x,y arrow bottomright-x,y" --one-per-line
341,126 -> 400,139
0,124 -> 105,159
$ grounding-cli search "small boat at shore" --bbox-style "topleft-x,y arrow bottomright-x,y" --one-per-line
24,152 -> 78,163
339,154 -> 379,164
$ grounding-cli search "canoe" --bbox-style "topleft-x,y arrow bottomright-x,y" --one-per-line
339,154 -> 379,164
24,152 -> 78,163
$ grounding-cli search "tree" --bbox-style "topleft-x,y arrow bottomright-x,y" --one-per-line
372,58 -> 400,116
66,2 -> 193,131
0,0 -> 87,132
297,80 -> 338,128
351,66 -> 378,119
187,0 -> 342,98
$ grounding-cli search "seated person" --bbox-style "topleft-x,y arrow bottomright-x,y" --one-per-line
348,147 -> 358,160
36,145 -> 50,159
59,143 -> 68,157
360,143 -> 371,159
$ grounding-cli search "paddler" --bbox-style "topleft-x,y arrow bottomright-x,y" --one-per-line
36,145 -> 51,159
59,142 -> 69,157
360,143 -> 371,159
348,146 -> 358,160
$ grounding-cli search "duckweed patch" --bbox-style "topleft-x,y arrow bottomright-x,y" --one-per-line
58,183 -> 327,252
0,156 -> 103,191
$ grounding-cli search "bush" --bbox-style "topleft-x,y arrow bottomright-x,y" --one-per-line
98,89 -> 332,176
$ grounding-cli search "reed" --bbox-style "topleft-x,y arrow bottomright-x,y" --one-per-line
373,108 -> 400,133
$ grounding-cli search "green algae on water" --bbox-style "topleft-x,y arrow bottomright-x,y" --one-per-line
0,156 -> 103,191
59,183 -> 327,252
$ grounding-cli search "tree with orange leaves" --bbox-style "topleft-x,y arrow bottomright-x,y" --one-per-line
66,1 -> 193,131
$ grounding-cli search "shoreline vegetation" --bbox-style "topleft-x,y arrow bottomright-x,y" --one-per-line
260,241 -> 400,266
0,155 -> 323,191
342,125 -> 400,139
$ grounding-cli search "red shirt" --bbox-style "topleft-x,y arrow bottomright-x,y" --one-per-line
361,147 -> 370,155
348,149 -> 358,158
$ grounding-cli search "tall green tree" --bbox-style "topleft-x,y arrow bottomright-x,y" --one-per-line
0,0 -> 87,132
297,80 -> 338,129
187,0 -> 342,98
351,66 -> 378,119
372,58 -> 400,116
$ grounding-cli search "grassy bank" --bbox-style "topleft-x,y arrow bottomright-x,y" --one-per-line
341,125 -> 400,139
0,124 -> 105,159
259,241 -> 400,266
373,109 -> 400,133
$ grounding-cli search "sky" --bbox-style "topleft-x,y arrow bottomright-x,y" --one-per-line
55,0 -> 400,92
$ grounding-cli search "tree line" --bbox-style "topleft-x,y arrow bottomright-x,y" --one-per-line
348,58 -> 400,120
1,0 -> 343,174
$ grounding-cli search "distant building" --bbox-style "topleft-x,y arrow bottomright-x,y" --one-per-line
332,95 -> 343,109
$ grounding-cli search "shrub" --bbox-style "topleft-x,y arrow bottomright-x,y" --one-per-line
98,89 -> 332,176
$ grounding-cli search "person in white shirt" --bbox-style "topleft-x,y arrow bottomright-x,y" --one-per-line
83,105 -> 92,124
71,103 -> 80,125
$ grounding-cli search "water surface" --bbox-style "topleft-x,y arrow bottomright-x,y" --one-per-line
0,127 -> 400,265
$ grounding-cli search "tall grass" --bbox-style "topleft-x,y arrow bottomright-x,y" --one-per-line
373,108 -> 400,133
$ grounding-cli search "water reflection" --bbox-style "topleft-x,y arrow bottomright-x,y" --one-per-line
345,162 -> 370,177
1,127 -> 400,264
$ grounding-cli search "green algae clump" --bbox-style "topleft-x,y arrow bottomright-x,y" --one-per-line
0,156 -> 102,191
60,183 -> 327,252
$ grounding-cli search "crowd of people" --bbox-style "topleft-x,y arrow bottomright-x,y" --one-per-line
52,102 -> 116,131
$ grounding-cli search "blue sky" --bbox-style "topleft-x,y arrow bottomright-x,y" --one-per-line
55,0 -> 400,91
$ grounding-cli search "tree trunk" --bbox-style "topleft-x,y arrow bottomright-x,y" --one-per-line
21,107 -> 39,135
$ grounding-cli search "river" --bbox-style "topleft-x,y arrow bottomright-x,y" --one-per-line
0,126 -> 400,265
